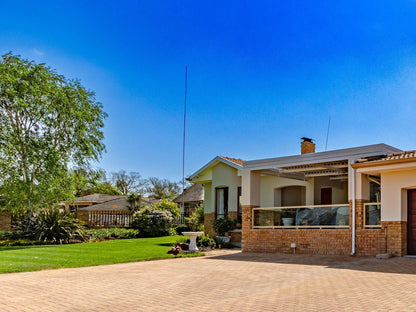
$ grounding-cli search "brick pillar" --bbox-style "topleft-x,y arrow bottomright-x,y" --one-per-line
0,213 -> 11,231
204,212 -> 216,236
382,221 -> 407,256
241,205 -> 258,252
77,210 -> 90,226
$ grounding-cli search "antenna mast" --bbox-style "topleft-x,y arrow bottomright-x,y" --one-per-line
182,66 -> 187,214
325,116 -> 331,151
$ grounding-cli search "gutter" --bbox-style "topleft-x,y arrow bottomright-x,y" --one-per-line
351,159 -> 356,256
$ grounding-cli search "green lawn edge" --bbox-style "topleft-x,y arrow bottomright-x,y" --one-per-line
0,235 -> 203,274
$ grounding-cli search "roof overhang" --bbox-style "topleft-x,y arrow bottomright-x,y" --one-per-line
188,156 -> 243,182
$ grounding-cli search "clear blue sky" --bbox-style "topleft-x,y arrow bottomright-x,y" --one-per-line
1,1 -> 416,181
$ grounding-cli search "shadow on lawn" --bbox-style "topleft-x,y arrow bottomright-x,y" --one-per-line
206,251 -> 416,275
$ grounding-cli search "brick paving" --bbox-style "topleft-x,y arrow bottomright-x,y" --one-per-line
1,250 -> 416,311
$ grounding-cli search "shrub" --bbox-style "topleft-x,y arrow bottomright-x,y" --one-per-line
0,239 -> 48,246
212,217 -> 236,236
131,208 -> 173,237
0,230 -> 24,240
150,199 -> 180,218
86,228 -> 140,241
15,208 -> 85,244
185,204 -> 204,231
197,234 -> 216,248
175,224 -> 190,235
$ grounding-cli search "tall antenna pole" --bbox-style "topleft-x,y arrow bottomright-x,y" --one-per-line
182,66 -> 187,214
325,116 -> 331,151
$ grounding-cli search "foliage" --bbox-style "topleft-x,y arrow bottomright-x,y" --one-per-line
0,236 -> 202,274
0,52 -> 107,212
0,230 -> 23,240
185,204 -> 204,231
131,208 -> 173,237
145,177 -> 181,199
150,199 -> 180,218
212,217 -> 237,236
111,170 -> 144,195
0,239 -> 48,246
72,167 -> 121,196
81,182 -> 122,196
15,208 -> 85,244
126,193 -> 143,213
86,228 -> 140,241
197,234 -> 216,248
175,224 -> 190,235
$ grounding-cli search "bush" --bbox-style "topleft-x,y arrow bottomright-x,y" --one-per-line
131,208 -> 173,237
150,199 -> 180,218
0,239 -> 49,246
185,204 -> 204,231
175,224 -> 190,235
212,217 -> 236,236
0,230 -> 24,240
86,228 -> 140,241
197,234 -> 216,248
15,208 -> 85,244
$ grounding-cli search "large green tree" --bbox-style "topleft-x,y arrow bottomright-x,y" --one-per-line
145,177 -> 181,200
0,52 -> 107,212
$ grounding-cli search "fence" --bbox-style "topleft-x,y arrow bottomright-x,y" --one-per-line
86,210 -> 132,228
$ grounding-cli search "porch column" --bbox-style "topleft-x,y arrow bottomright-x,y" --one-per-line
241,170 -> 261,230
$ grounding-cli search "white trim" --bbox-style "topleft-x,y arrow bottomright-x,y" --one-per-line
244,144 -> 401,170
188,156 -> 243,181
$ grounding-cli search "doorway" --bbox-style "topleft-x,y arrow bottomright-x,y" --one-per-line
407,189 -> 416,255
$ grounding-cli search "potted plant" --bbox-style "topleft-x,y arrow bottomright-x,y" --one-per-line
212,217 -> 236,244
280,210 -> 295,226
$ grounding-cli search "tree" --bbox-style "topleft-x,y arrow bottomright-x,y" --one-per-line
72,168 -> 121,196
0,52 -> 107,212
145,177 -> 181,200
126,193 -> 142,212
111,170 -> 143,195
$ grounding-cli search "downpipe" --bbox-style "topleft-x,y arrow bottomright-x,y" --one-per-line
351,160 -> 356,256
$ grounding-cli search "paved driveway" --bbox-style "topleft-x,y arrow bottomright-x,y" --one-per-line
1,250 -> 416,311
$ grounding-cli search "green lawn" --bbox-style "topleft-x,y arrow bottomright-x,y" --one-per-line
0,235 -> 201,274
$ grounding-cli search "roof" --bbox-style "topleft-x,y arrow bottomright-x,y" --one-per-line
353,150 -> 416,168
70,193 -> 124,204
173,184 -> 204,203
244,144 -> 401,170
77,197 -> 129,211
188,156 -> 244,181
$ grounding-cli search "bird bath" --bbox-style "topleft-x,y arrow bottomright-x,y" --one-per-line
182,232 -> 204,251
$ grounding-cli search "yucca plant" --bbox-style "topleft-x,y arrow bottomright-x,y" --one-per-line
33,208 -> 85,243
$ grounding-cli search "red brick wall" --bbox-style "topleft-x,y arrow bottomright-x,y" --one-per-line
241,202 -> 406,256
204,212 -> 216,236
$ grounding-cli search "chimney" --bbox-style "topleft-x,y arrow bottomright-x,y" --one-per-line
301,137 -> 315,154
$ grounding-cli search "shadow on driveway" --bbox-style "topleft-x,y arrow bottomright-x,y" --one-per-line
205,250 -> 416,275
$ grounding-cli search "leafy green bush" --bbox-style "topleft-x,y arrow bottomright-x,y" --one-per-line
0,230 -> 24,240
86,228 -> 140,241
212,217 -> 236,236
197,234 -> 216,248
15,208 -> 85,244
175,224 -> 190,235
0,239 -> 49,246
150,199 -> 180,218
131,208 -> 173,237
185,204 -> 204,231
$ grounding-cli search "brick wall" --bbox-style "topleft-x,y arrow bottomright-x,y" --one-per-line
0,213 -> 11,231
204,212 -> 216,236
241,202 -> 406,256
76,210 -> 90,226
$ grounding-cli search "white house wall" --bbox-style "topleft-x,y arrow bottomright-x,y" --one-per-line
259,175 -> 313,207
381,169 -> 416,222
313,176 -> 348,205
211,163 -> 242,213
204,182 -> 213,213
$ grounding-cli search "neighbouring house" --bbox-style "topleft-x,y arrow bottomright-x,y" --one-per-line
65,193 -> 160,228
188,156 -> 244,243
173,183 -> 204,221
188,138 -> 416,256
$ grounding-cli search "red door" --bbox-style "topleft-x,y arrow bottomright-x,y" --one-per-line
407,190 -> 416,255
321,188 -> 332,205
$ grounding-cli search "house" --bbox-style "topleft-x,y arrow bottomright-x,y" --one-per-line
188,156 -> 244,241
173,183 -> 204,219
189,138 -> 416,256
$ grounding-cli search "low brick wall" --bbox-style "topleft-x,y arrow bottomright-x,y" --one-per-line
241,202 -> 407,256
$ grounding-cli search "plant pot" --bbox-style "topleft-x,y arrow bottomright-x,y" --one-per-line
281,217 -> 294,226
216,235 -> 231,244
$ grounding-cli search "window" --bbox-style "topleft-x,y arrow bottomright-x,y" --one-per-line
215,187 -> 228,219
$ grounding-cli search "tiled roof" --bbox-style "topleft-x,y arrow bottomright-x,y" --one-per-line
220,156 -> 244,166
173,184 -> 204,203
356,150 -> 416,164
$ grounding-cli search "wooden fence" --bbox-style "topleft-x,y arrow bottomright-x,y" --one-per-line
84,210 -> 132,228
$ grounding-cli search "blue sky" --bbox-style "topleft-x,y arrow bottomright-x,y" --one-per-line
1,1 -> 416,181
